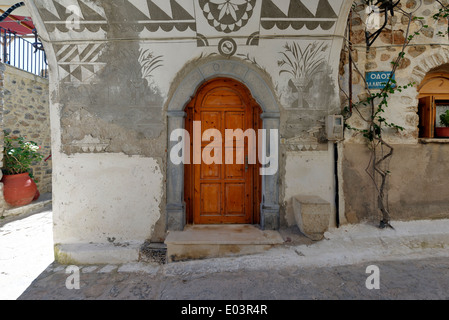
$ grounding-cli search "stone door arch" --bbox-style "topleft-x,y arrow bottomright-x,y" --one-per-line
166,59 -> 280,231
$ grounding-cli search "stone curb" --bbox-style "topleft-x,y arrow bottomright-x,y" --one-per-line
2,193 -> 52,219
42,219 -> 449,278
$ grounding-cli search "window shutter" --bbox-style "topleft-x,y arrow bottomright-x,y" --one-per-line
419,96 -> 435,138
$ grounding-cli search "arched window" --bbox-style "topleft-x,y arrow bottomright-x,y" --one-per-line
418,71 -> 449,138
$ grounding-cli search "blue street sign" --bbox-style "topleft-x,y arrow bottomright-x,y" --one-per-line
366,71 -> 395,89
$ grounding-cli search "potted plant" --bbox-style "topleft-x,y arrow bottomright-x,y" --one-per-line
436,110 -> 449,138
1,131 -> 43,206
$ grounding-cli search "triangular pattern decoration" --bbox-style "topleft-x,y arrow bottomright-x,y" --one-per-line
300,0 -> 320,16
77,0 -> 106,21
39,0 -> 66,21
123,0 -> 196,32
261,0 -> 287,18
126,0 -> 152,20
56,43 -> 106,83
40,0 -> 108,33
38,0 -> 338,34
151,0 -> 174,19
261,0 -> 338,30
288,0 -> 314,18
316,0 -> 338,18
171,0 -> 195,20
147,0 -> 172,20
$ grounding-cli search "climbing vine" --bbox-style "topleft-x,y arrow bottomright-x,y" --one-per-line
341,0 -> 433,229
434,0 -> 449,38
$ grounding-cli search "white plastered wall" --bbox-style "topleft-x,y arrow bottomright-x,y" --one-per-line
283,143 -> 337,228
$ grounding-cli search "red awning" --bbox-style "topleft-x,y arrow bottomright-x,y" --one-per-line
0,14 -> 35,36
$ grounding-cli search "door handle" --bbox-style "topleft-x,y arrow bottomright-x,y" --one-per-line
245,155 -> 249,172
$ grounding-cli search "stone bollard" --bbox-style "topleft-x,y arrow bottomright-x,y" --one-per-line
293,195 -> 331,241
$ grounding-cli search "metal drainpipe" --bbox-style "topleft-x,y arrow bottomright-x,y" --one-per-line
348,10 -> 353,114
333,12 -> 353,228
334,142 -> 340,228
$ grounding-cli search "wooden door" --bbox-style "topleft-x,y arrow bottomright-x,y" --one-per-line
185,78 -> 261,225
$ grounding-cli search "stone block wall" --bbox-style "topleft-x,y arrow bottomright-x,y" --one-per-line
2,64 -> 51,195
339,0 -> 449,223
0,63 -> 5,213
341,0 -> 449,143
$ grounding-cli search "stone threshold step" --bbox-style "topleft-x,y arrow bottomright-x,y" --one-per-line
165,225 -> 285,262
165,224 -> 284,245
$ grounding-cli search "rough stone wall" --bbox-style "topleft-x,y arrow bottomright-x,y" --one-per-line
0,63 -> 5,214
340,0 -> 449,223
2,65 -> 51,194
342,0 -> 449,143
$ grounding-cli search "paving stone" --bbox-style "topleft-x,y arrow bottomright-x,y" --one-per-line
98,265 -> 118,273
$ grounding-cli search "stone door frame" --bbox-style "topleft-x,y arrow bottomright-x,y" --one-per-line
166,59 -> 280,231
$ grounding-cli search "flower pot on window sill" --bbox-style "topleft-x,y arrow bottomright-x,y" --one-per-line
1,173 -> 38,207
435,127 -> 449,138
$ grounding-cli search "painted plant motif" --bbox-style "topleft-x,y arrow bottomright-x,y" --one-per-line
278,41 -> 329,108
199,0 -> 256,33
138,48 -> 163,86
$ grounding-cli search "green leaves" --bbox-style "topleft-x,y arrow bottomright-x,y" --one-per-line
432,5 -> 449,37
440,110 -> 449,127
3,131 -> 44,176
345,79 -> 410,142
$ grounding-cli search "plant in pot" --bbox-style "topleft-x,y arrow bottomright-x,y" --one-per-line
436,110 -> 449,138
1,131 -> 43,207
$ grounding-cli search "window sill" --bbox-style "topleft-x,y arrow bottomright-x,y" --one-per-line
419,138 -> 449,144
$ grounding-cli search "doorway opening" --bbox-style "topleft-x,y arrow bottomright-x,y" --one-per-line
184,78 -> 262,225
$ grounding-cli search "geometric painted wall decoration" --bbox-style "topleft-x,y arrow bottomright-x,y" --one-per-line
195,0 -> 262,51
261,0 -> 339,31
38,0 -> 107,33
38,0 -> 341,33
55,43 -> 106,83
37,0 -> 342,60
198,0 -> 257,33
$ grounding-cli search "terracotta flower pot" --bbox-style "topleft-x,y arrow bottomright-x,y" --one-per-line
435,127 -> 449,138
2,173 -> 38,207
33,189 -> 40,201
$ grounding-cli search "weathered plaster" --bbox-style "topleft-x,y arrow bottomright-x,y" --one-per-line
52,153 -> 163,245
283,146 -> 337,228
23,0 -> 355,262
343,143 -> 449,223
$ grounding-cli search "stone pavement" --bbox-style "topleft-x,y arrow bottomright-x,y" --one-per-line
0,200 -> 53,300
2,203 -> 449,300
18,256 -> 449,300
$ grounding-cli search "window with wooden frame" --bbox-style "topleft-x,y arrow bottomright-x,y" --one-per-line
418,73 -> 449,138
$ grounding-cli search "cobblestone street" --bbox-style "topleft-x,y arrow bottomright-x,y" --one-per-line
18,256 -> 449,300
2,204 -> 449,301
1,202 -> 449,302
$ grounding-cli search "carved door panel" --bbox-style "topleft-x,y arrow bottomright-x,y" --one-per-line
185,78 -> 261,225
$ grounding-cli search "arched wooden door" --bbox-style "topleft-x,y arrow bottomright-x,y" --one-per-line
185,78 -> 262,225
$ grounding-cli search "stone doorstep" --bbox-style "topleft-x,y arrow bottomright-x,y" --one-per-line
164,225 -> 285,262
2,193 -> 52,218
